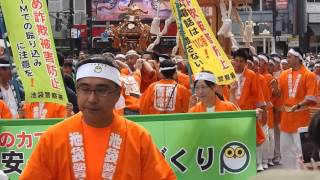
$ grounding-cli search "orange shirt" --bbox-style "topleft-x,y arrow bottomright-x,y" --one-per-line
20,112 -> 176,180
188,99 -> 239,112
278,66 -> 317,133
23,102 -> 67,119
139,79 -> 191,115
83,120 -> 111,179
235,68 -> 265,110
256,73 -> 270,126
262,72 -> 276,128
121,69 -> 142,111
0,99 -> 12,119
177,72 -> 191,89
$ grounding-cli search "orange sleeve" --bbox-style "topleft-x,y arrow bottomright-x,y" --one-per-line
305,72 -> 317,101
256,121 -> 266,145
179,86 -> 191,113
115,108 -> 124,116
226,101 -> 239,111
222,85 -> 230,101
252,75 -> 266,107
139,84 -> 154,115
0,100 -> 12,119
141,133 -> 177,180
23,103 -> 33,119
57,104 -> 67,118
20,132 -> 55,179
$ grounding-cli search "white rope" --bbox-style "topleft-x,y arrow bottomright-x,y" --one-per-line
150,0 -> 161,35
171,30 -> 180,57
147,12 -> 175,52
217,0 -> 233,38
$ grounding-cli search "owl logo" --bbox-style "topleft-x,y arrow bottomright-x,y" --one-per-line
220,141 -> 250,175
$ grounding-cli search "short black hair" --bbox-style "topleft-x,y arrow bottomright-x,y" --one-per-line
76,55 -> 120,87
233,48 -> 249,61
159,59 -> 176,79
63,60 -> 73,68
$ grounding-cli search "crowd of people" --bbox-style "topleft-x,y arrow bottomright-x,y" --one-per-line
1,42 -> 320,178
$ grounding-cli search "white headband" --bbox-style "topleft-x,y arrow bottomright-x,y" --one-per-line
288,49 -> 303,61
0,64 -> 10,67
76,63 -> 121,86
281,59 -> 288,64
269,60 -> 275,66
258,54 -> 268,63
273,57 -> 281,63
195,72 -> 216,84
115,54 -> 126,59
315,64 -> 320,68
159,66 -> 177,72
253,56 -> 259,63
247,60 -> 254,65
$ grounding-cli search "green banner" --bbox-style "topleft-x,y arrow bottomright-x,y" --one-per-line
0,111 -> 256,179
0,0 -> 67,105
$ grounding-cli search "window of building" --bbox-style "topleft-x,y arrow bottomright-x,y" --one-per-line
263,0 -> 273,10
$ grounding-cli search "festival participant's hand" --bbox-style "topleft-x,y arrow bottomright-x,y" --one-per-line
189,95 -> 198,108
18,107 -> 25,119
135,58 -> 144,70
66,103 -> 74,117
256,108 -> 264,120
229,82 -> 238,95
289,104 -> 301,112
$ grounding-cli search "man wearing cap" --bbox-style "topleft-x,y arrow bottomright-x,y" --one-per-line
20,55 -> 176,179
273,47 -> 317,169
140,59 -> 191,114
0,57 -> 24,118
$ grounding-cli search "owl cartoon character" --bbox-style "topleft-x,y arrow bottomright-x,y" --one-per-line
220,141 -> 250,175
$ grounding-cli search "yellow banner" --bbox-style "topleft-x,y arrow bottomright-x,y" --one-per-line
170,0 -> 236,85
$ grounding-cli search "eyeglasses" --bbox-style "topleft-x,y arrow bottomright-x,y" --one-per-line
194,85 -> 211,92
77,85 -> 118,97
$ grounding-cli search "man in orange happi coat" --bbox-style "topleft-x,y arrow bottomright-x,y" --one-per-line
139,59 -> 191,115
258,53 -> 278,169
20,55 -> 176,180
0,99 -> 12,119
273,48 -> 317,169
230,49 -> 267,171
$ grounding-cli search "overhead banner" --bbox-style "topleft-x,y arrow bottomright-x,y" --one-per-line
0,0 -> 67,105
170,0 -> 236,85
0,111 -> 256,179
